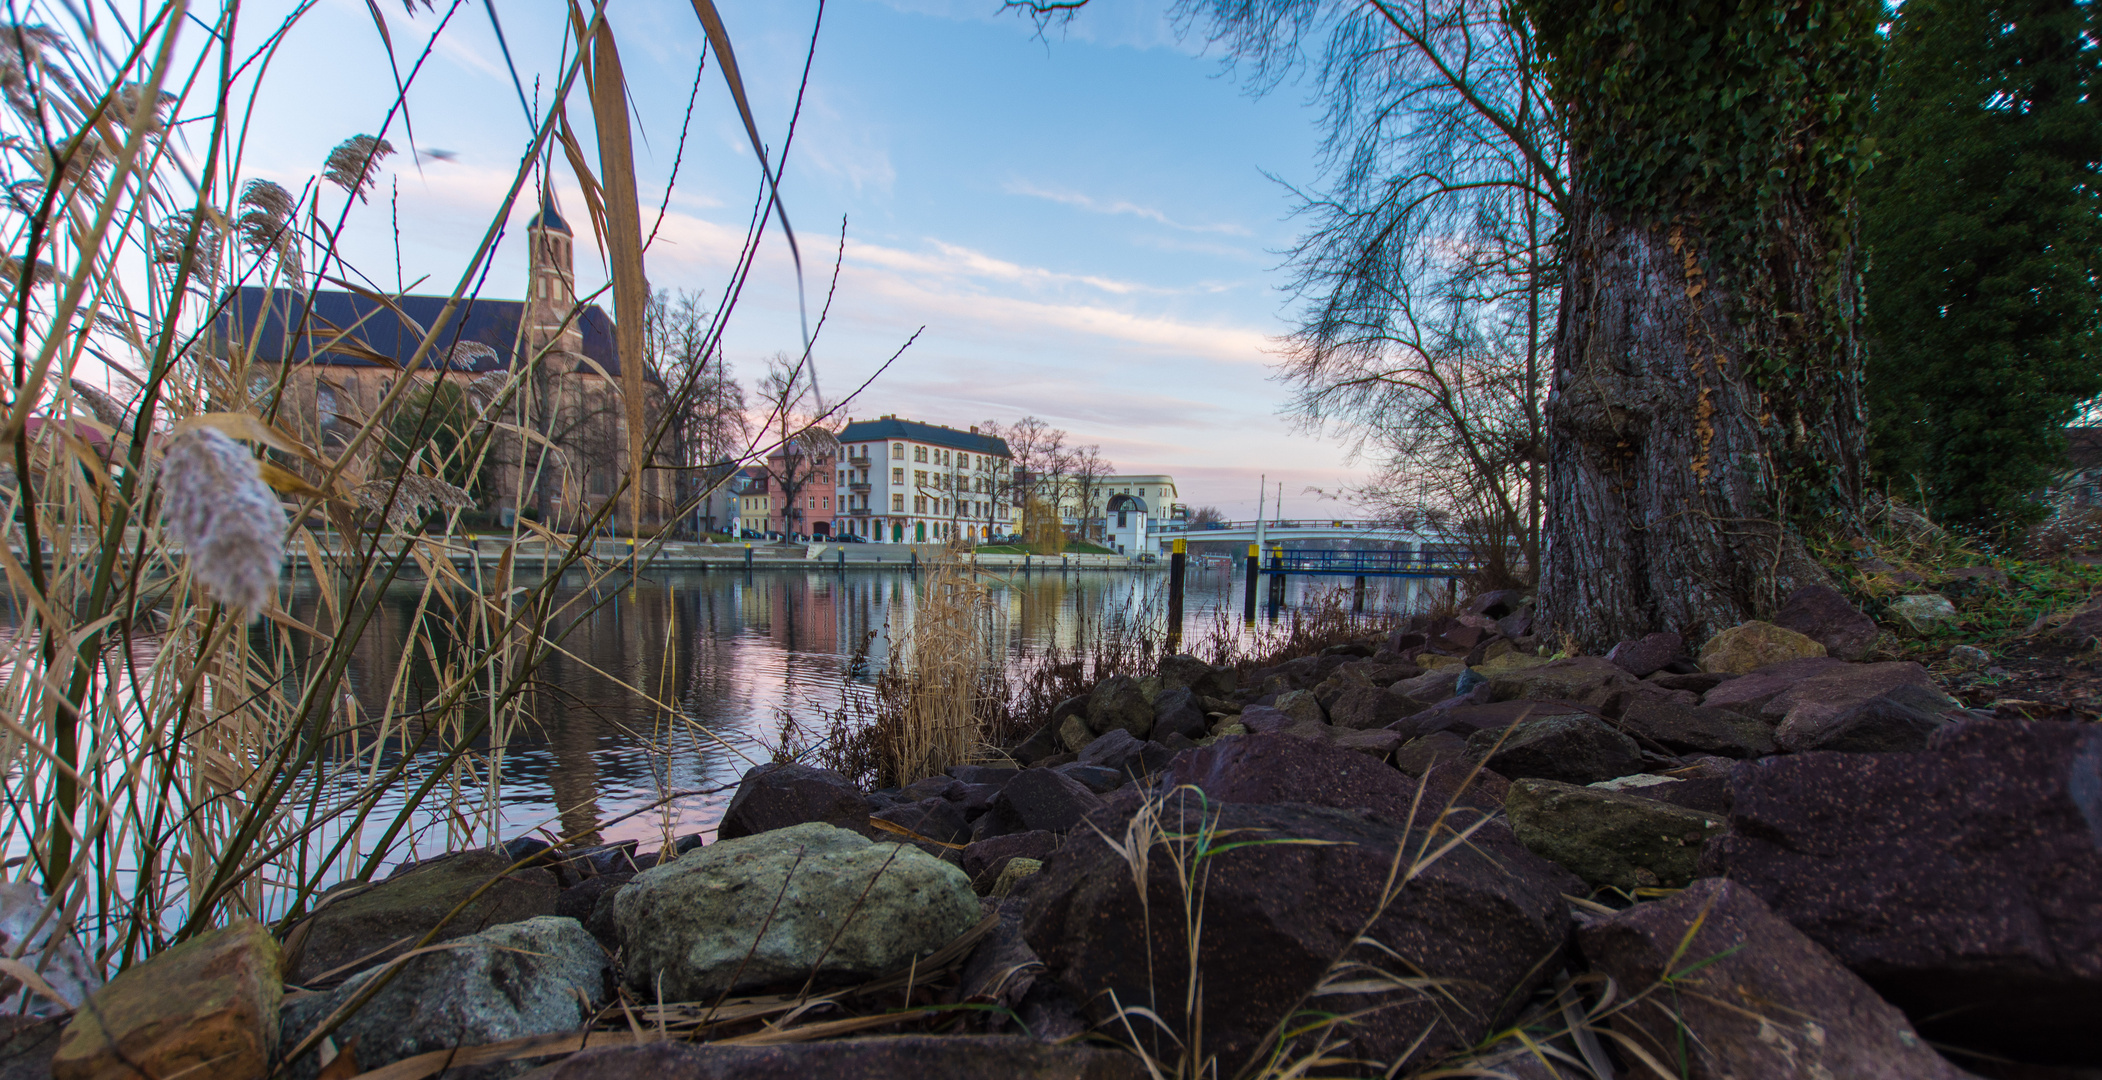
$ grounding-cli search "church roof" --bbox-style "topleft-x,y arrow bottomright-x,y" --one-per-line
528,205 -> 572,235
218,286 -> 625,376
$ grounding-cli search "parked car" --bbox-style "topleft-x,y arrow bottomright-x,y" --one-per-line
834,533 -> 868,543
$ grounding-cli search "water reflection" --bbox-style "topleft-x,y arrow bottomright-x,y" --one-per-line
291,565 -> 1433,857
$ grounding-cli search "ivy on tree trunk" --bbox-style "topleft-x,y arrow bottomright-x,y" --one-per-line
1525,0 -> 1879,650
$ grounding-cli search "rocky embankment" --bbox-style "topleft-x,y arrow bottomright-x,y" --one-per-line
8,587 -> 2101,1079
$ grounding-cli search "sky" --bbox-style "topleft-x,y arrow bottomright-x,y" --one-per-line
225,0 -> 1365,518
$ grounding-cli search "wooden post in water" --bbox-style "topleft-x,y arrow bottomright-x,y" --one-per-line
1243,543 -> 1259,622
1167,538 -> 1186,652
743,543 -> 753,572
1268,545 -> 1287,606
1353,575 -> 1366,613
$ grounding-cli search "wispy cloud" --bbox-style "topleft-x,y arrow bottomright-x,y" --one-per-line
847,238 -> 1168,295
1007,181 -> 1251,236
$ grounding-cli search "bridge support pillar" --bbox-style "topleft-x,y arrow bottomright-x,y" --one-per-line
1243,544 -> 1258,622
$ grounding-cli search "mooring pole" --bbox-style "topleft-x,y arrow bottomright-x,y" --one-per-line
743,543 -> 753,572
1268,545 -> 1287,606
1353,575 -> 1366,613
1243,543 -> 1259,622
837,546 -> 846,571
1167,537 -> 1186,652
910,548 -> 920,573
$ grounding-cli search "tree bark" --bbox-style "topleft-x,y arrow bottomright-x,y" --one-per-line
1530,0 -> 1876,652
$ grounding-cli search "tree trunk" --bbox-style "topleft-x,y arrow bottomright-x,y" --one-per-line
1530,0 -> 1876,651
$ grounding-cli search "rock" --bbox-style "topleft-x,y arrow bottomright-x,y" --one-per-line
1074,728 -> 1160,780
1697,621 -> 1828,675
1486,656 -> 1637,707
2041,596 -> 2102,649
963,831 -> 1058,893
1325,685 -> 1424,730
872,797 -> 972,846
1646,669 -> 1729,694
1466,713 -> 1642,785
554,872 -> 634,953
1889,593 -> 1960,635
718,762 -> 874,842
1949,644 -> 1991,669
1390,666 -> 1462,702
1160,731 -> 1449,829
1709,721 -> 2102,1062
1477,651 -> 1553,676
1024,796 -> 1577,1072
1578,880 -> 1972,1079
990,859 -> 1042,898
513,1036 -> 1148,1080
1604,632 -> 1685,678
1149,687 -> 1209,741
1157,653 -> 1235,698
52,921 -> 278,1080
1009,722 -> 1063,765
978,769 -> 1104,837
1085,676 -> 1155,738
1462,589 -> 1526,619
1055,714 -> 1093,753
1615,696 -> 1778,758
280,916 -> 610,1080
1774,584 -> 1881,661
1391,698 -> 1589,743
0,1016 -> 62,1080
283,851 -> 558,986
0,883 -> 98,1017
1697,655 -> 1853,717
1329,727 -> 1405,758
1272,688 -> 1326,725
1503,779 -> 1724,890
1591,771 -> 1734,815
1775,681 -> 1963,753
1394,731 -> 1470,776
1050,763 -> 1127,794
1236,704 -> 1294,734
1495,607 -> 1535,640
947,764 -> 1019,787
614,823 -> 979,1001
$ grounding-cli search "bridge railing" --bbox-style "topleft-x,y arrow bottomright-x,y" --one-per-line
1268,546 -> 1479,575
1152,519 -> 1428,534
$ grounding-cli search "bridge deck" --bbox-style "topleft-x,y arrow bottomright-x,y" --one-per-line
1260,548 -> 1479,578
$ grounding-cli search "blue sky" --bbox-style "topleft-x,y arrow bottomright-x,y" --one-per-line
233,0 -> 1363,517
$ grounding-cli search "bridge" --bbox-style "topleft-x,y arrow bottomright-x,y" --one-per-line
1148,518 -> 1435,546
1257,546 -> 1481,578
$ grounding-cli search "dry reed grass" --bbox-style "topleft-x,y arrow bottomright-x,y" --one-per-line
0,0 -> 862,1004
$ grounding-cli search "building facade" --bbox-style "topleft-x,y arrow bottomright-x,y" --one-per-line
219,201 -> 675,533
834,416 -> 1014,543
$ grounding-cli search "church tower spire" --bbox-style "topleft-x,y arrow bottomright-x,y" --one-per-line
524,196 -> 583,362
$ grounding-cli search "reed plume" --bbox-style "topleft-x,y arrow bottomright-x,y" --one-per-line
159,426 -> 286,614
323,134 -> 395,201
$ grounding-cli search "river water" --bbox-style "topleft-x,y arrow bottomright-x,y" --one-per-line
302,563 -> 1437,859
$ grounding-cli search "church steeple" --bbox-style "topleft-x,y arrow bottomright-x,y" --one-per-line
524,195 -> 583,362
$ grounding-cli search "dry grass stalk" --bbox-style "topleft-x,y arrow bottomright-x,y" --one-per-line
884,544 -> 992,786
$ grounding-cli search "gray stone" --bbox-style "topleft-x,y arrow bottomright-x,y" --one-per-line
1149,687 -> 1209,741
1888,593 -> 1959,635
1326,685 -> 1425,729
283,851 -> 559,987
1697,656 -> 1852,717
1949,644 -> 1991,669
1236,704 -> 1294,733
613,823 -> 979,1001
1466,713 -> 1642,785
281,916 -> 611,1080
1391,666 -> 1462,703
1056,714 -> 1093,753
1051,763 -> 1127,793
1273,689 -> 1326,725
1394,731 -> 1470,776
718,762 -> 873,842
1504,779 -> 1724,891
1084,676 -> 1154,738
1775,681 -> 1963,753
962,831 -> 1058,894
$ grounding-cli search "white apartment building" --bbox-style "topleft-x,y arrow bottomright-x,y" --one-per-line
835,416 -> 1015,543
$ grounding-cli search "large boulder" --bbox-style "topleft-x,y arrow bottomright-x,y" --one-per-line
1503,779 -> 1725,890
1774,584 -> 1880,661
282,851 -> 559,986
1085,676 -> 1155,739
1465,713 -> 1642,785
1708,721 -> 2102,1063
1149,687 -> 1209,742
1578,880 -> 1973,1079
1775,681 -> 1963,753
614,823 -> 979,1001
1159,731 -> 1455,828
718,762 -> 874,841
1696,621 -> 1827,675
1696,655 -> 1852,717
1325,685 -> 1423,730
53,921 -> 279,1080
1023,796 -> 1578,1074
1614,696 -> 1777,758
1157,653 -> 1234,699
0,882 -> 99,1017
513,1036 -> 1148,1080
280,916 -> 610,1080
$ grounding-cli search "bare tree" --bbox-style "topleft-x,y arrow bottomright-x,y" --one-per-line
1066,444 -> 1113,541
644,289 -> 749,535
753,352 -> 837,543
982,415 -> 1076,543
